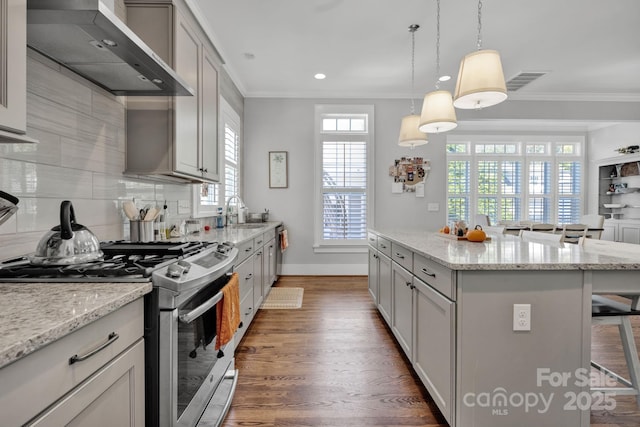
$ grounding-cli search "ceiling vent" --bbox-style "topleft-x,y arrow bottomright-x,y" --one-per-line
506,72 -> 547,91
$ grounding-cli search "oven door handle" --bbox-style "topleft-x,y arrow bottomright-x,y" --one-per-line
178,291 -> 224,324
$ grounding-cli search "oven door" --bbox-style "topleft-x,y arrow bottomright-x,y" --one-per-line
159,278 -> 238,427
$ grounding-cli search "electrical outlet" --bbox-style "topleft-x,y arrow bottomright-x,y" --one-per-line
513,304 -> 531,331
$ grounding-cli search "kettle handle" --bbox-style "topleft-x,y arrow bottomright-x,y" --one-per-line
60,200 -> 75,240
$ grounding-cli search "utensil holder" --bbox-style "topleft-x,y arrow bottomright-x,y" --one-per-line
130,220 -> 154,242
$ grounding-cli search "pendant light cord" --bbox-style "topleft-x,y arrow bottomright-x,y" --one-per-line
477,0 -> 483,50
435,0 -> 441,89
409,24 -> 419,114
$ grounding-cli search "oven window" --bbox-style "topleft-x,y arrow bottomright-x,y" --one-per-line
176,285 -> 222,418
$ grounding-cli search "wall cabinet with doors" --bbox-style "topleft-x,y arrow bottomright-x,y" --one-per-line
0,299 -> 145,426
597,155 -> 640,242
0,0 -> 36,143
125,0 -> 220,183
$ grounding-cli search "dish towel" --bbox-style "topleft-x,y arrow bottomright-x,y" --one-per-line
280,229 -> 289,252
215,272 -> 240,351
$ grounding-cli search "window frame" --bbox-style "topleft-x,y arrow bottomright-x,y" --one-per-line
446,135 -> 584,225
313,104 -> 374,253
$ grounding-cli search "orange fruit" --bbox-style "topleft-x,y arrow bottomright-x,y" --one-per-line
443,226 -> 450,234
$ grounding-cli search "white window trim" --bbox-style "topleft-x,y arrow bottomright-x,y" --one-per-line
446,134 -> 585,224
192,96 -> 241,218
313,104 -> 374,253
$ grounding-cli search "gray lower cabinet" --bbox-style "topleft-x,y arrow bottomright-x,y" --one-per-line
0,299 -> 145,426
253,249 -> 264,310
377,252 -> 392,325
367,247 -> 379,303
236,254 -> 254,343
368,231 -> 456,425
413,277 -> 455,425
263,237 -> 277,297
391,262 -> 413,360
27,341 -> 145,427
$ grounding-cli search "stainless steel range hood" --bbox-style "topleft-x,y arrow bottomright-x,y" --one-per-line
26,0 -> 194,96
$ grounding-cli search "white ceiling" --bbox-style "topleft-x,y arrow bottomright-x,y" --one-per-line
193,0 -> 640,101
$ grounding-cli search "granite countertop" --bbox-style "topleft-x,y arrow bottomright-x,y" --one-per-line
0,281 -> 152,369
372,229 -> 640,271
177,221 -> 282,245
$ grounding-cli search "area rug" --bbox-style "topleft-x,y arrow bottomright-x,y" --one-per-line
261,287 -> 304,309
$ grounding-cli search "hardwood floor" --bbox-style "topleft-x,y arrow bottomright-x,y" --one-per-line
222,276 -> 640,427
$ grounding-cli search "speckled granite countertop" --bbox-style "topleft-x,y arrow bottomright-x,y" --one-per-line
175,221 -> 282,245
372,229 -> 640,271
0,281 -> 152,369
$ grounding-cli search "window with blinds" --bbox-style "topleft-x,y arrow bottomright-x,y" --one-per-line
315,105 -> 373,248
224,121 -> 239,205
322,141 -> 367,239
446,138 -> 583,225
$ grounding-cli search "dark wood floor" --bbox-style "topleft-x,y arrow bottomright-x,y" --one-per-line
222,276 -> 640,427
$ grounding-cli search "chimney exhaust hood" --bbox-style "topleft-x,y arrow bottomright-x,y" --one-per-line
26,0 -> 195,97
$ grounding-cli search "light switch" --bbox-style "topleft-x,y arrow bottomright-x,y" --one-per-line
427,203 -> 439,212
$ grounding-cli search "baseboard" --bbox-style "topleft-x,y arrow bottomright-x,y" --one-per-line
281,264 -> 368,276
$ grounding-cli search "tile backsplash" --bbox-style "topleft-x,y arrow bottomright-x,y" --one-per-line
0,50 -> 198,260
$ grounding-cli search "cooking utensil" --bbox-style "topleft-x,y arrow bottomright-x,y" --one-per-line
144,206 -> 159,221
29,200 -> 104,265
123,200 -> 138,220
0,190 -> 19,227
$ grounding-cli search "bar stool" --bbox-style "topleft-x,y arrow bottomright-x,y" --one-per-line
580,237 -> 640,405
591,295 -> 640,406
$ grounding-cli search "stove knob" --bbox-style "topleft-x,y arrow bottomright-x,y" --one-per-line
177,260 -> 191,273
166,263 -> 185,278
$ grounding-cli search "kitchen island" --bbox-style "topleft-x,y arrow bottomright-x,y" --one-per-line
368,229 -> 640,427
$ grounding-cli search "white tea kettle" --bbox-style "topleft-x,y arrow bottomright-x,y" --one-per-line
30,200 -> 104,265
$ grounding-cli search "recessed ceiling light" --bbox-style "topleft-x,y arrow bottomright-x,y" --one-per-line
314,73 -> 326,80
438,75 -> 451,82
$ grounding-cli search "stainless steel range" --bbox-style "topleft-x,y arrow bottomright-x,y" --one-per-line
0,240 -> 240,427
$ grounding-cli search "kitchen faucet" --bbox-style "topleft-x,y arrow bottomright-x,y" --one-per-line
225,195 -> 247,224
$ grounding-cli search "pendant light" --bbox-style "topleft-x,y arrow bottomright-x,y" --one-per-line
419,0 -> 457,133
398,24 -> 428,148
453,0 -> 507,109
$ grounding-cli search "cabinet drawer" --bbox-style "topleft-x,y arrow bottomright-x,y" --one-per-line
0,299 -> 144,427
238,291 -> 254,338
391,242 -> 412,271
377,236 -> 392,257
414,253 -> 455,300
262,228 -> 277,243
254,233 -> 265,247
236,239 -> 255,263
367,232 -> 378,247
235,257 -> 254,301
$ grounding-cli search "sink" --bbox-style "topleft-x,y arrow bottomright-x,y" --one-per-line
229,223 -> 266,229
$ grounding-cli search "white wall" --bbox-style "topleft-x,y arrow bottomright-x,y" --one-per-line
243,98 -> 450,275
244,98 -> 640,274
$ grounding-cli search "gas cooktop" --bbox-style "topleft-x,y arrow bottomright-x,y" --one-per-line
0,241 -> 217,283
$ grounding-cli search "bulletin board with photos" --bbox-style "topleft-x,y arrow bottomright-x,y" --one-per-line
389,157 -> 431,195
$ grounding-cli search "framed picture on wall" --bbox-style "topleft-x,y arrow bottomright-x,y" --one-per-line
269,151 -> 288,188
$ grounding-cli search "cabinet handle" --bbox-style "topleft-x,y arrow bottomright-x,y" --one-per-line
421,267 -> 436,277
256,251 -> 262,256
380,244 -> 387,249
245,247 -> 253,253
405,281 -> 412,287
69,332 -> 119,365
410,284 -> 416,290
246,273 -> 253,280
203,168 -> 208,173
395,252 -> 405,259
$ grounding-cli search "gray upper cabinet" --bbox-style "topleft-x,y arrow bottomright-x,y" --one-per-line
125,0 -> 220,183
0,0 -> 36,143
